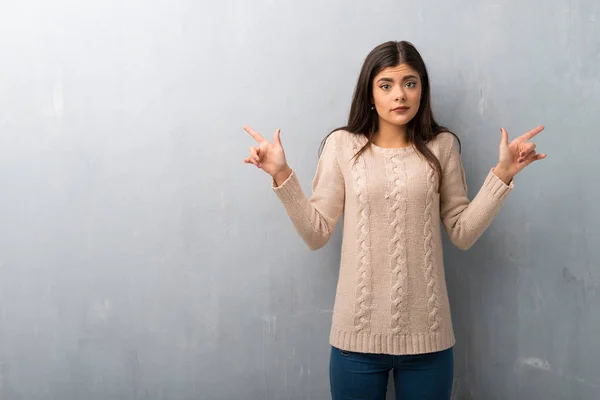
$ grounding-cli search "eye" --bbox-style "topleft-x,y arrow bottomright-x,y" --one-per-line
405,81 -> 417,88
380,84 -> 391,90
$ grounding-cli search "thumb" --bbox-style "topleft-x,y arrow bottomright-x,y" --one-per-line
274,128 -> 282,147
500,128 -> 509,147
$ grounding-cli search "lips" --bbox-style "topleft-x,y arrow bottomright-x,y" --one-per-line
392,106 -> 409,111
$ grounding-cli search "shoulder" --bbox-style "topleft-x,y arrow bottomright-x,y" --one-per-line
427,131 -> 460,158
428,131 -> 458,148
327,129 -> 360,143
323,129 -> 366,152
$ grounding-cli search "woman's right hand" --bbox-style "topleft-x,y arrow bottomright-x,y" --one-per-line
243,125 -> 292,185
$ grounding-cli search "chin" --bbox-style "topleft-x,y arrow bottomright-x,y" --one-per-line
384,115 -> 416,127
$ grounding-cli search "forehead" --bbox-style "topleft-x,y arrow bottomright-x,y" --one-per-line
374,63 -> 420,80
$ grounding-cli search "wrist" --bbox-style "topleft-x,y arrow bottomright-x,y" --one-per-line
493,164 -> 513,185
273,166 -> 292,186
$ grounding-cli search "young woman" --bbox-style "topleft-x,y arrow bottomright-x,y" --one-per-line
242,41 -> 545,400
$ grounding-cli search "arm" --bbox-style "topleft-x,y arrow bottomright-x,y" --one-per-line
439,123 -> 547,250
439,135 -> 513,250
272,134 -> 345,250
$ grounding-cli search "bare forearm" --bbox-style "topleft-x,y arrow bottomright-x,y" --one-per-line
273,166 -> 293,187
492,164 -> 514,185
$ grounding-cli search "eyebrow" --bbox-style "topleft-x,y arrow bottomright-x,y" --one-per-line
376,75 -> 419,83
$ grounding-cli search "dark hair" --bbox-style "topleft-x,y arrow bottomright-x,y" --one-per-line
321,40 -> 460,187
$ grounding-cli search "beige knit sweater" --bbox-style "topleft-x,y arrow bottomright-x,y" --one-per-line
272,130 -> 513,355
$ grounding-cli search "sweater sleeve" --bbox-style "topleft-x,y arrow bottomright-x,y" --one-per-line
439,133 -> 513,250
272,133 -> 345,250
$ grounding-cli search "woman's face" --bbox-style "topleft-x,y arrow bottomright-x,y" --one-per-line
372,63 -> 422,129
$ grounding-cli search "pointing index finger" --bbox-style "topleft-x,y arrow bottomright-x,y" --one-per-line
243,125 -> 265,143
521,125 -> 545,141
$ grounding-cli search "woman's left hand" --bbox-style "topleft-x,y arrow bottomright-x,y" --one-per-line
493,125 -> 547,184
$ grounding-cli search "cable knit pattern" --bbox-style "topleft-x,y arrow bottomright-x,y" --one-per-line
352,143 -> 372,333
387,154 -> 409,335
272,131 -> 514,355
423,162 -> 440,332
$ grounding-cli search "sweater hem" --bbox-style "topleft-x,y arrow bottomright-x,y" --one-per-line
329,326 -> 455,355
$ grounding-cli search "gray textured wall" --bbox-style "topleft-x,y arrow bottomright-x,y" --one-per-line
0,0 -> 598,399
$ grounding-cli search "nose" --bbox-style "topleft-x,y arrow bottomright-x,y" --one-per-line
395,86 -> 407,101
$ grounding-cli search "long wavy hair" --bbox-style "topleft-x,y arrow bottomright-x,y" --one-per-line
321,40 -> 460,186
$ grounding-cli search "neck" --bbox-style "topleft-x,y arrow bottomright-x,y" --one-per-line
373,119 -> 410,148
